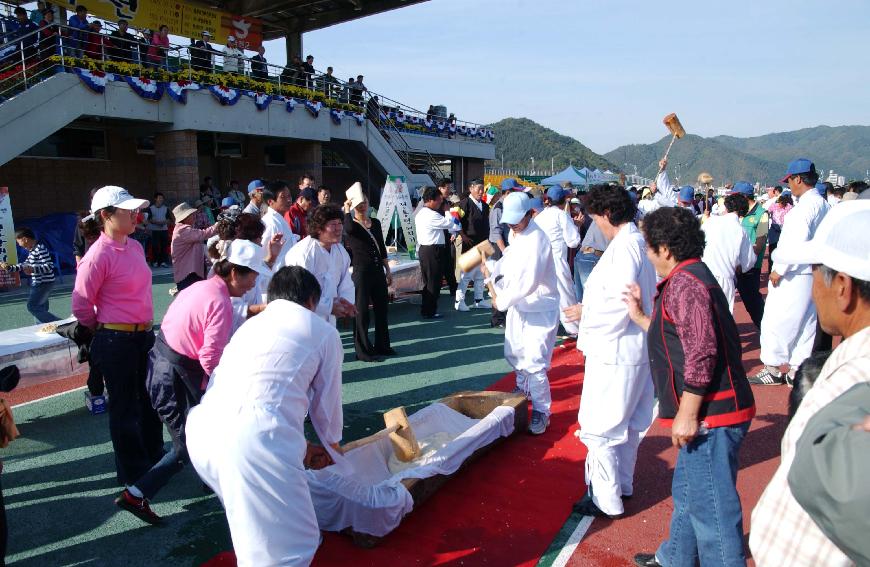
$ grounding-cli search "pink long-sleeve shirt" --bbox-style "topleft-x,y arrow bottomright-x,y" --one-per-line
171,223 -> 218,283
160,276 -> 232,377
72,233 -> 153,328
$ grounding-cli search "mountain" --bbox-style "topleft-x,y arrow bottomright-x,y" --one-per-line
605,134 -> 786,186
488,118 -> 617,172
711,125 -> 870,181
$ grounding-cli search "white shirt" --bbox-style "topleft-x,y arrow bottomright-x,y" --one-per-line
414,206 -> 455,246
577,223 -> 656,365
190,298 -> 344,472
222,46 -> 243,73
637,198 -> 660,217
701,212 -> 756,288
284,236 -> 354,326
532,206 -> 582,262
653,170 -> 680,208
489,223 -> 558,313
261,207 -> 298,272
771,189 -> 829,277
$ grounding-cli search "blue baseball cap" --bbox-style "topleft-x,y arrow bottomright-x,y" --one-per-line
528,197 -> 543,211
221,196 -> 238,208
247,179 -> 264,194
546,185 -> 567,202
299,187 -> 317,201
729,181 -> 755,197
678,186 -> 695,203
501,192 -> 531,224
815,182 -> 827,196
780,158 -> 815,184
500,178 -> 522,192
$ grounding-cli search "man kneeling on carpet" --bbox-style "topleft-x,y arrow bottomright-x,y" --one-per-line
625,207 -> 755,567
481,192 -> 559,435
187,266 -> 343,566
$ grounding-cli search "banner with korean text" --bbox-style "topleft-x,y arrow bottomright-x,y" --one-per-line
377,176 -> 417,259
48,0 -> 264,49
0,187 -> 19,289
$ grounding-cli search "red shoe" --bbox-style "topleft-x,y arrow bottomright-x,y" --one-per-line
114,489 -> 162,525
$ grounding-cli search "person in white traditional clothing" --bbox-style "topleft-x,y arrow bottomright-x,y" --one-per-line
260,181 -> 299,272
701,191 -> 757,313
650,157 -> 681,208
186,266 -> 343,567
752,159 -> 830,386
284,204 -> 356,326
562,184 -> 657,519
481,192 -> 559,435
533,184 -> 583,335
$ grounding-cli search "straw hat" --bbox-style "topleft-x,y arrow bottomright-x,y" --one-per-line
697,172 -> 714,185
346,182 -> 366,208
173,202 -> 198,223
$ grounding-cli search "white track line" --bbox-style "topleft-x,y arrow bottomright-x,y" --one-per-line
550,402 -> 659,567
12,386 -> 86,408
551,515 -> 595,567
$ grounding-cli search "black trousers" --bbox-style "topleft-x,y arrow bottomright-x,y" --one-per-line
441,235 -> 457,296
89,329 -> 164,486
150,230 -> 169,265
352,267 -> 391,355
176,272 -> 204,292
735,268 -> 765,329
418,244 -> 445,317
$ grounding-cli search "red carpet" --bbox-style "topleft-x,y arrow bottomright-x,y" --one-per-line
203,343 -> 588,567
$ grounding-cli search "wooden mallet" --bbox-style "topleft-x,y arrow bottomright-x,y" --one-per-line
657,113 -> 686,174
340,406 -> 421,462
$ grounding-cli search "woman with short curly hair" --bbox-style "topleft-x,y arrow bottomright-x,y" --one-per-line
284,204 -> 356,327
627,206 -> 755,567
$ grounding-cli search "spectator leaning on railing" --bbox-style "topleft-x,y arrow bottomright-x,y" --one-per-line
190,30 -> 217,72
222,35 -> 243,74
108,19 -> 137,63
250,44 -> 267,81
66,4 -> 89,59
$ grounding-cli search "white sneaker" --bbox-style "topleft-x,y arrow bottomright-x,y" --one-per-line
473,299 -> 492,309
454,300 -> 469,312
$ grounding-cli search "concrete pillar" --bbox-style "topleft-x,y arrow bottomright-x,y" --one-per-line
285,32 -> 302,63
451,158 -> 485,195
154,130 -> 199,205
285,140 -> 322,194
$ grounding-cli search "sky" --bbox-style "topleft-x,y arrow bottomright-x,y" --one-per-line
261,0 -> 870,154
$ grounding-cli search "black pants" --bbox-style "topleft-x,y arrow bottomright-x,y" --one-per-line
735,268 -> 765,329
176,272 -> 203,292
89,329 -> 164,486
86,364 -> 104,397
352,267 -> 391,356
150,230 -> 169,265
418,244 -> 445,317
136,334 -> 205,499
441,234 -> 457,296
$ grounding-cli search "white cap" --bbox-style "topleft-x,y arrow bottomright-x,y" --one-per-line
772,201 -> 870,281
87,185 -> 148,220
500,192 -> 531,225
225,240 -> 271,277
227,35 -> 236,42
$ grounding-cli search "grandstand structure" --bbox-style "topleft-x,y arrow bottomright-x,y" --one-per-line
0,0 -> 494,219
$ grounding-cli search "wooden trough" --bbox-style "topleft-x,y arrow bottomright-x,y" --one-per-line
341,390 -> 528,548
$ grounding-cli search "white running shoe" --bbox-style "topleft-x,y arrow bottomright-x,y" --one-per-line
454,300 -> 470,312
473,299 -> 492,309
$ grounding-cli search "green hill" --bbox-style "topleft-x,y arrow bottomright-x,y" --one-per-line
488,117 -> 617,172
605,134 -> 786,186
711,125 -> 870,181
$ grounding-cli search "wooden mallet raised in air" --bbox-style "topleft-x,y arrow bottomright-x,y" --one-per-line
657,113 -> 686,174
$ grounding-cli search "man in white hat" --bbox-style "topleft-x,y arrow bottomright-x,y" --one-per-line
191,30 -> 217,72
222,35 -> 243,75
187,266 -> 343,566
482,192 -> 559,435
750,201 -> 870,567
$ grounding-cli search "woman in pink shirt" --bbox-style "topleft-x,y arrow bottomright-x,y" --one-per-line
170,201 -> 219,291
117,239 -> 269,523
71,185 -> 165,522
146,24 -> 169,69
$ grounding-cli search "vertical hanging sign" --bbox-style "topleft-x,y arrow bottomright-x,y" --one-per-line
0,187 -> 19,289
377,176 -> 417,258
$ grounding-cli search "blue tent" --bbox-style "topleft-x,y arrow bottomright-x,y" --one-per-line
540,166 -> 587,186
